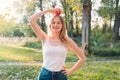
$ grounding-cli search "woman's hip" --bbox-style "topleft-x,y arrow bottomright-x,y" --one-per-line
38,67 -> 67,80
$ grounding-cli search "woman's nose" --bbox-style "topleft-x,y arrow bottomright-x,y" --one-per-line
54,23 -> 57,26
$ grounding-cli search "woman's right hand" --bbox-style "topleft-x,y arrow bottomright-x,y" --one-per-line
49,8 -> 61,15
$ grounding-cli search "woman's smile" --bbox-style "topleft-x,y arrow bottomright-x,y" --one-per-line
51,17 -> 62,32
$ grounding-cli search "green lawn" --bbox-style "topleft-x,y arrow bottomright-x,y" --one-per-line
0,44 -> 43,62
0,62 -> 119,80
0,44 -> 120,80
0,44 -> 119,62
0,44 -> 80,62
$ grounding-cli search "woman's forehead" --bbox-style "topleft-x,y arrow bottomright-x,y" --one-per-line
53,16 -> 60,20
52,17 -> 61,21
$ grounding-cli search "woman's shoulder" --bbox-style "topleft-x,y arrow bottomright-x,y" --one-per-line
66,37 -> 74,43
65,37 -> 78,48
42,35 -> 49,44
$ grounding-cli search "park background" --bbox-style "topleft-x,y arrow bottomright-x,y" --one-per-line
0,0 -> 120,80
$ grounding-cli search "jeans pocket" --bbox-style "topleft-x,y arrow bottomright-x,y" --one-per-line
39,68 -> 50,80
40,68 -> 49,75
58,71 -> 67,80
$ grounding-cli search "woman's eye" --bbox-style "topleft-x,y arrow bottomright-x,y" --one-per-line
57,22 -> 61,24
57,22 -> 60,24
51,21 -> 61,25
51,22 -> 55,24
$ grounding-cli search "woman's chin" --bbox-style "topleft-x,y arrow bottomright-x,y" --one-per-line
51,30 -> 60,33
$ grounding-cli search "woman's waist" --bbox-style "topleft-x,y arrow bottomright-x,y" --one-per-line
42,61 -> 64,71
41,67 -> 63,73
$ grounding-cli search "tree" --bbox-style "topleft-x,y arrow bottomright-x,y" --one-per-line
82,0 -> 91,54
61,0 -> 71,35
96,0 -> 120,44
13,28 -> 24,37
38,0 -> 46,32
0,15 -> 17,37
61,0 -> 82,38
10,0 -> 37,37
97,0 -> 116,30
69,7 -> 74,37
113,0 -> 120,43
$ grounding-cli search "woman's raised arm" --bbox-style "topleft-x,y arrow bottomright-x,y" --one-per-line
29,9 -> 52,42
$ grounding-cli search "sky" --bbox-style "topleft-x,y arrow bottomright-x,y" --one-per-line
0,0 -> 24,23
91,0 -> 103,27
0,0 -> 16,22
0,0 -> 13,14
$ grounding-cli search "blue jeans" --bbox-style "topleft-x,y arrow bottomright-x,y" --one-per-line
38,67 -> 67,80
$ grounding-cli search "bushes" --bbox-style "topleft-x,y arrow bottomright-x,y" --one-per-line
23,41 -> 42,49
89,26 -> 120,56
91,47 -> 120,56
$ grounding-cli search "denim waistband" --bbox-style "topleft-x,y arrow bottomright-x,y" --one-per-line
38,67 -> 67,80
41,67 -> 63,74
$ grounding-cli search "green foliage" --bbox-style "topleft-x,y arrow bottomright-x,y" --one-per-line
72,36 -> 82,46
90,26 -> 113,47
86,55 -> 120,61
114,41 -> 120,48
90,25 -> 120,56
66,50 -> 78,62
21,0 -> 36,16
0,44 -> 43,62
0,15 -> 17,36
91,47 -> 120,56
0,62 -> 119,80
1,43 -> 120,63
98,0 -> 116,19
13,28 -> 24,37
98,7 -> 111,18
61,0 -> 82,37
0,42 -> 120,79
21,25 -> 36,37
0,65 -> 40,80
23,41 -> 42,49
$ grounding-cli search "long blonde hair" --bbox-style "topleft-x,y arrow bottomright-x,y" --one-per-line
48,15 -> 68,43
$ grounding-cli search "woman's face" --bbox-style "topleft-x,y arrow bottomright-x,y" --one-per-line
50,17 -> 62,33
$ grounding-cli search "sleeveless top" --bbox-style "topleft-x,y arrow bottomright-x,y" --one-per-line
42,38 -> 67,71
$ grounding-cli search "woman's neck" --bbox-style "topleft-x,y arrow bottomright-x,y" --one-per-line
49,33 -> 59,39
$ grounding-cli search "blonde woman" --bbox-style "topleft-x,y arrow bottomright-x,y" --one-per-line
29,8 -> 86,80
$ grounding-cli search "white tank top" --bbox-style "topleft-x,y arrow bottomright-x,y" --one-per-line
42,39 -> 67,71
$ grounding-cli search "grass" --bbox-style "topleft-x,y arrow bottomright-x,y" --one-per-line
0,44 -> 120,62
0,44 -> 43,62
67,62 -> 120,80
0,62 -> 119,80
0,43 -> 120,80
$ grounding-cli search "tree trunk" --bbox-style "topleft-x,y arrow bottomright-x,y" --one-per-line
61,0 -> 70,32
75,12 -> 79,36
102,22 -> 107,34
109,0 -> 113,30
82,0 -> 91,54
39,0 -> 46,32
113,0 -> 120,43
70,8 -> 74,38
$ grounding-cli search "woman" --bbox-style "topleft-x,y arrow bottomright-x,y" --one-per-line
29,8 -> 86,80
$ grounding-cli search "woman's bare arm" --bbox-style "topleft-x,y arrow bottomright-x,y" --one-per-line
29,9 -> 52,42
64,37 -> 86,75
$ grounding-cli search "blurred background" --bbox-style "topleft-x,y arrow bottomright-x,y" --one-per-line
0,0 -> 120,80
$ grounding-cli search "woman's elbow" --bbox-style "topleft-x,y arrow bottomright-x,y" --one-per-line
83,56 -> 86,62
29,17 -> 34,23
82,55 -> 86,63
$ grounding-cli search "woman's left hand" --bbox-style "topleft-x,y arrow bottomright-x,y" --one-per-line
62,66 -> 73,75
